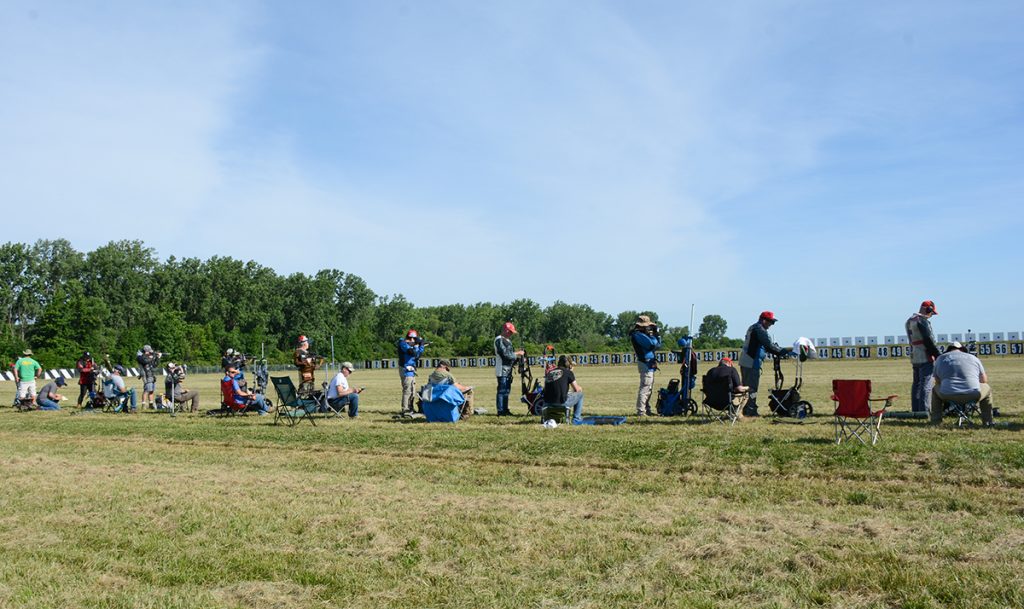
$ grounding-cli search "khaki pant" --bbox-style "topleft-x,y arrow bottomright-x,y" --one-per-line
930,384 -> 993,425
174,390 -> 200,413
400,375 -> 416,413
635,362 -> 655,415
460,388 -> 475,420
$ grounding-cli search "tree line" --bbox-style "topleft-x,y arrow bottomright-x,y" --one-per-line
1,239 -> 741,368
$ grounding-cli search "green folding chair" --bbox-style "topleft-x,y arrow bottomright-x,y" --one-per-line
271,376 -> 319,427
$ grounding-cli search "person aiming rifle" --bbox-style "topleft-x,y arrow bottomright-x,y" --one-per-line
294,335 -> 326,398
136,345 -> 163,409
629,315 -> 662,416
397,329 -> 429,416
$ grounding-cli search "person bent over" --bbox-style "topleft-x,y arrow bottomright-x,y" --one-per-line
428,359 -> 474,420
36,376 -> 68,410
543,355 -> 584,424
930,341 -> 994,425
327,362 -> 362,418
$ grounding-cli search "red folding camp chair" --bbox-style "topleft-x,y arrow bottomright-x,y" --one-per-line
831,380 -> 897,446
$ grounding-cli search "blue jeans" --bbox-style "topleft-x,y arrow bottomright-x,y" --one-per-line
496,375 -> 513,414
37,397 -> 61,411
113,389 -> 137,411
566,392 -> 584,424
329,394 -> 359,418
911,363 -> 935,413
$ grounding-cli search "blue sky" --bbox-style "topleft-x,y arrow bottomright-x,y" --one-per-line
2,0 -> 1022,343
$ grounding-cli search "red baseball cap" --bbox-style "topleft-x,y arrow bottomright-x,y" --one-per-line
759,311 -> 778,322
920,300 -> 938,314
503,322 -> 517,334
720,356 -> 733,364
406,329 -> 418,338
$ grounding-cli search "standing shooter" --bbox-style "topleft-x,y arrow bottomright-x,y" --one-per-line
906,300 -> 940,414
629,316 -> 662,416
136,345 -> 162,409
738,311 -> 792,417
494,322 -> 524,416
75,351 -> 97,407
397,329 -> 427,416
293,335 -> 324,398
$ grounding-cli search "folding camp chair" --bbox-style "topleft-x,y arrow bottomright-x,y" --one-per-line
942,398 -> 981,428
700,371 -> 747,425
831,380 -> 897,446
218,377 -> 260,417
271,376 -> 319,426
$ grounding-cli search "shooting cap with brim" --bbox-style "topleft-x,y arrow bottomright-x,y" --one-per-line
634,315 -> 655,327
55,377 -> 67,386
341,361 -> 354,371
720,356 -> 733,364
759,311 -> 778,323
920,300 -> 938,315
947,341 -> 963,352
503,322 -> 517,334
436,358 -> 451,368
22,349 -> 32,356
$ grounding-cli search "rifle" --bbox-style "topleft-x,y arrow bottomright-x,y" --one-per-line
516,333 -> 532,398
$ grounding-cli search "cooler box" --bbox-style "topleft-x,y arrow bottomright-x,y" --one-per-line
422,400 -> 460,423
541,404 -> 568,423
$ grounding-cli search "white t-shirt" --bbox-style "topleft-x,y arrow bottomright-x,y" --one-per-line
327,371 -> 350,400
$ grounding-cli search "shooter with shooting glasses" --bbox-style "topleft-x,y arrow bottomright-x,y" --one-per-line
397,329 -> 429,416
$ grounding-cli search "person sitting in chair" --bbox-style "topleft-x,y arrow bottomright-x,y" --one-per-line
221,366 -> 270,415
702,357 -> 749,415
326,362 -> 362,418
542,355 -> 584,424
165,363 -> 200,413
427,359 -> 474,420
107,365 -> 137,413
704,357 -> 748,395
930,341 -> 994,426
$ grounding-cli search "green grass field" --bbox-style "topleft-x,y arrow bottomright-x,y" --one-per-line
1,359 -> 1022,609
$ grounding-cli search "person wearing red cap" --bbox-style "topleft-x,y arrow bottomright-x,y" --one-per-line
906,300 -> 940,414
494,322 -> 524,416
704,356 -> 748,396
738,311 -> 792,417
397,329 -> 427,416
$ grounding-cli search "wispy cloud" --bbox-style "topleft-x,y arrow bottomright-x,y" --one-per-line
1,1 -> 1020,338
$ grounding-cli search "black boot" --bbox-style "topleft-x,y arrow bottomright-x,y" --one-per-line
742,399 -> 759,417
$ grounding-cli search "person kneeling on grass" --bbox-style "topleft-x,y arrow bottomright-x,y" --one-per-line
543,355 -> 584,424
427,359 -> 475,420
326,362 -> 362,418
36,376 -> 68,411
221,366 -> 271,415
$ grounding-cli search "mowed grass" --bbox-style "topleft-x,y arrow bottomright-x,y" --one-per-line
1,359 -> 1022,609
